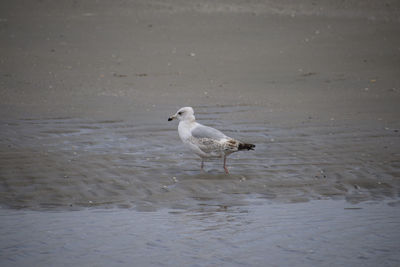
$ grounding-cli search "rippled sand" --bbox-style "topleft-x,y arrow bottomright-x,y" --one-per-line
1,106 -> 399,210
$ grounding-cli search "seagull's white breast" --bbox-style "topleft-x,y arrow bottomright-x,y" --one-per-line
178,121 -> 195,142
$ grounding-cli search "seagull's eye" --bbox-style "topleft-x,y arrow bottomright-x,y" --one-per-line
178,111 -> 183,115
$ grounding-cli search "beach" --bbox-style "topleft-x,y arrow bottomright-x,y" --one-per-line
1,0 -> 400,266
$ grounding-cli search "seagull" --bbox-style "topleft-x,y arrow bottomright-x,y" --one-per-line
168,107 -> 255,174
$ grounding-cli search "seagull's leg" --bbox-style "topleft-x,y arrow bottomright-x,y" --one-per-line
200,159 -> 204,171
223,155 -> 229,174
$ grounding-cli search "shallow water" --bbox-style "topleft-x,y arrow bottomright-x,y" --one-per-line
1,200 -> 400,267
0,105 -> 399,210
1,105 -> 400,266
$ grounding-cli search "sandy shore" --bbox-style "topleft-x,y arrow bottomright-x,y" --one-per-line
1,0 -> 400,207
1,0 -> 399,126
1,0 -> 400,206
1,1 -> 400,266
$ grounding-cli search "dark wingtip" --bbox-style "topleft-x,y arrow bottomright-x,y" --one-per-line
239,143 -> 255,151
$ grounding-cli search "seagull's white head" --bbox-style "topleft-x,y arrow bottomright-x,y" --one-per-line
168,107 -> 195,122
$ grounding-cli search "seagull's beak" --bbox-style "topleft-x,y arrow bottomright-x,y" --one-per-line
168,114 -> 176,121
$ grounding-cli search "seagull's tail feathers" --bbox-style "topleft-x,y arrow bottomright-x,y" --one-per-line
238,142 -> 255,151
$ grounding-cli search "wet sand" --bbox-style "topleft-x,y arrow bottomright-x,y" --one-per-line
0,115 -> 399,210
1,0 -> 400,266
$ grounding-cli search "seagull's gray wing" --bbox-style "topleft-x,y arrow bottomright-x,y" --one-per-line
191,124 -> 227,140
189,124 -> 227,154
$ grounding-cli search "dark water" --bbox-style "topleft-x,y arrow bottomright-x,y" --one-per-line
1,105 -> 400,266
1,200 -> 400,266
